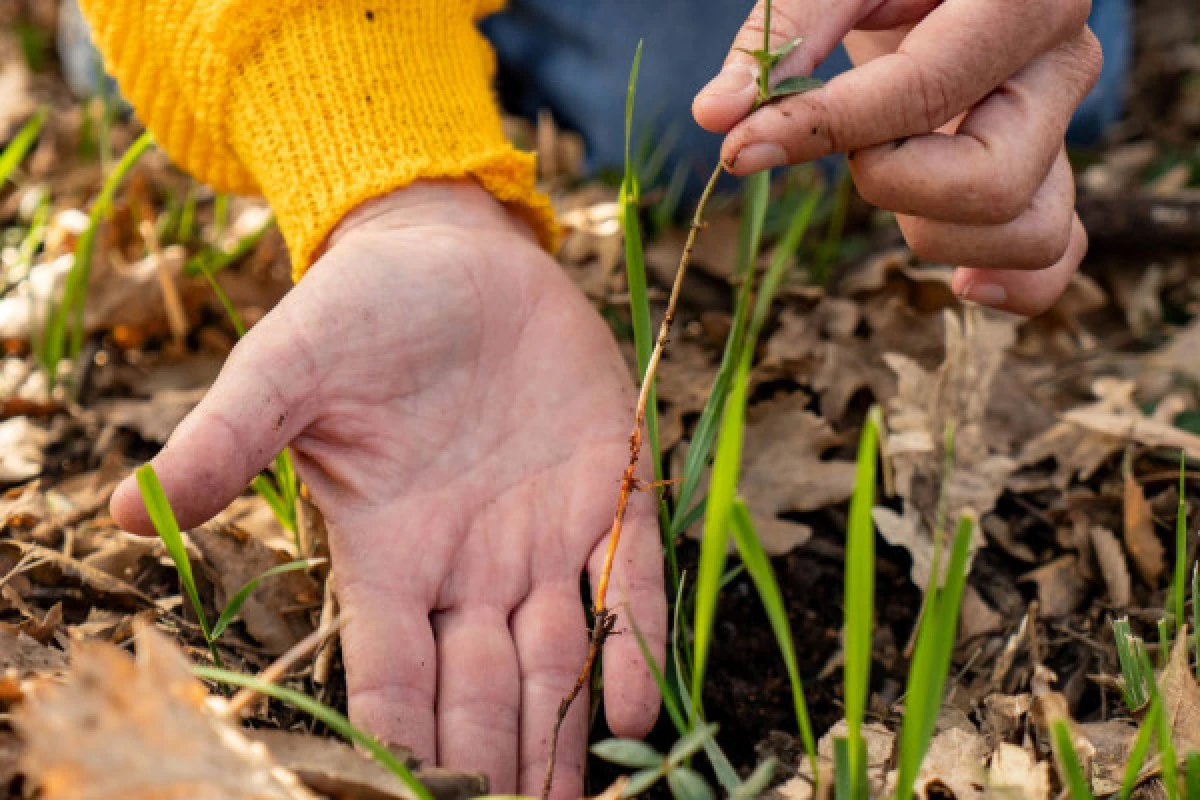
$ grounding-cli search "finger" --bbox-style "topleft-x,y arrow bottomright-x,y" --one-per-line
433,606 -> 521,791
692,0 -> 948,133
587,495 -> 666,739
849,29 -> 1102,224
952,215 -> 1088,316
109,299 -> 321,534
720,0 -> 1093,173
898,149 -> 1076,271
338,574 -> 438,763
512,582 -> 590,799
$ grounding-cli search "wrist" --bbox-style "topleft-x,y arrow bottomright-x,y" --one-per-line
326,180 -> 537,255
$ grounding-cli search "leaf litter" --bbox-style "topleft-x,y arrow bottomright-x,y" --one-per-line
0,3 -> 1198,797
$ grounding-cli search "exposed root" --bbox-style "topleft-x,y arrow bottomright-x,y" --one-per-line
541,163 -> 724,800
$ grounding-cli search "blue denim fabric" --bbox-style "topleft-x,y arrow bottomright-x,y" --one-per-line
483,0 -> 1131,184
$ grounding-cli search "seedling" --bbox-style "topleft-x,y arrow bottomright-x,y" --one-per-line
40,131 -> 154,389
893,514 -> 974,800
195,665 -> 432,800
1112,617 -> 1150,710
592,724 -> 719,800
136,463 -> 320,667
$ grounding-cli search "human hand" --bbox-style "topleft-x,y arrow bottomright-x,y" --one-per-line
693,0 -> 1103,315
109,181 -> 666,798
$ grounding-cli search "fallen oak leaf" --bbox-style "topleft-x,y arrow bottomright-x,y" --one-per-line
1124,468 -> 1166,587
14,626 -> 318,800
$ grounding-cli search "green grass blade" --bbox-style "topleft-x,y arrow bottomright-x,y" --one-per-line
1050,720 -> 1096,800
1194,563 -> 1199,682
211,558 -> 324,639
196,258 -> 247,337
893,514 -> 973,800
1119,697 -> 1159,800
691,354 -> 750,717
618,41 -> 671,580
843,408 -> 880,794
0,109 -> 47,187
43,131 -> 153,384
193,666 -> 432,800
1176,451 -> 1188,632
746,186 -> 821,344
729,499 -> 817,778
1112,617 -> 1148,709
1185,752 -> 1200,800
184,213 -> 274,277
671,170 -> 769,535
135,463 -> 219,666
627,604 -> 688,735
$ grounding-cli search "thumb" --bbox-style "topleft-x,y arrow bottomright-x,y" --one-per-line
693,0 -> 869,133
111,307 -> 320,534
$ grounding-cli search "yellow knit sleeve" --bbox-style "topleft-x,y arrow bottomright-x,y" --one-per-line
78,0 -> 559,279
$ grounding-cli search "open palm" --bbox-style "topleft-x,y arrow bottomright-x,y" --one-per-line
110,182 -> 666,798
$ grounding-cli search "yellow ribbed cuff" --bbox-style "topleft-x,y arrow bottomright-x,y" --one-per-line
227,3 -> 558,279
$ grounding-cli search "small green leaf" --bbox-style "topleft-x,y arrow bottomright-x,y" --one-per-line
136,463 -> 220,667
667,723 -> 719,765
591,739 -> 664,770
667,767 -> 715,800
731,758 -> 777,800
771,37 -> 804,61
770,76 -> 825,100
623,767 -> 665,798
211,558 -> 325,639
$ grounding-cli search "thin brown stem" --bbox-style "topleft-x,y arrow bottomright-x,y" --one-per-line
541,162 -> 724,800
223,613 -> 349,718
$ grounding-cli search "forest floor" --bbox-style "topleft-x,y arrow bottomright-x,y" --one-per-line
0,1 -> 1199,798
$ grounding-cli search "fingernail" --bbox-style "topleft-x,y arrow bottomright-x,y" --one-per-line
699,64 -> 757,98
960,283 -> 1007,307
731,143 -> 788,173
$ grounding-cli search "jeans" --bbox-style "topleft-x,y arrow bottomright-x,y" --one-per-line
484,0 -> 1131,184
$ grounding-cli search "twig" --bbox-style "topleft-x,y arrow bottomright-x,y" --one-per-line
313,569 -> 339,704
223,612 -> 349,718
541,163 -> 724,800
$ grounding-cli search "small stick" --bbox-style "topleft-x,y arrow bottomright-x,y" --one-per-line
541,163 -> 724,800
223,612 -> 349,718
313,570 -> 339,702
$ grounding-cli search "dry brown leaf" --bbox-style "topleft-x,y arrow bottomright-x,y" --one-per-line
656,338 -> 715,453
1158,629 -> 1200,754
189,524 -> 318,654
248,729 -> 486,800
875,309 -> 1016,592
1124,471 -> 1166,586
0,628 -> 67,677
1019,555 -> 1088,618
987,743 -> 1049,800
776,721 -> 894,800
683,393 -> 857,554
907,727 -> 988,800
1149,314 -> 1200,384
1089,525 -> 1133,607
97,388 -> 207,444
1016,378 -> 1137,487
14,627 -> 318,800
0,417 -> 48,483
0,540 -> 150,608
82,532 -> 164,582
1080,719 -> 1138,795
